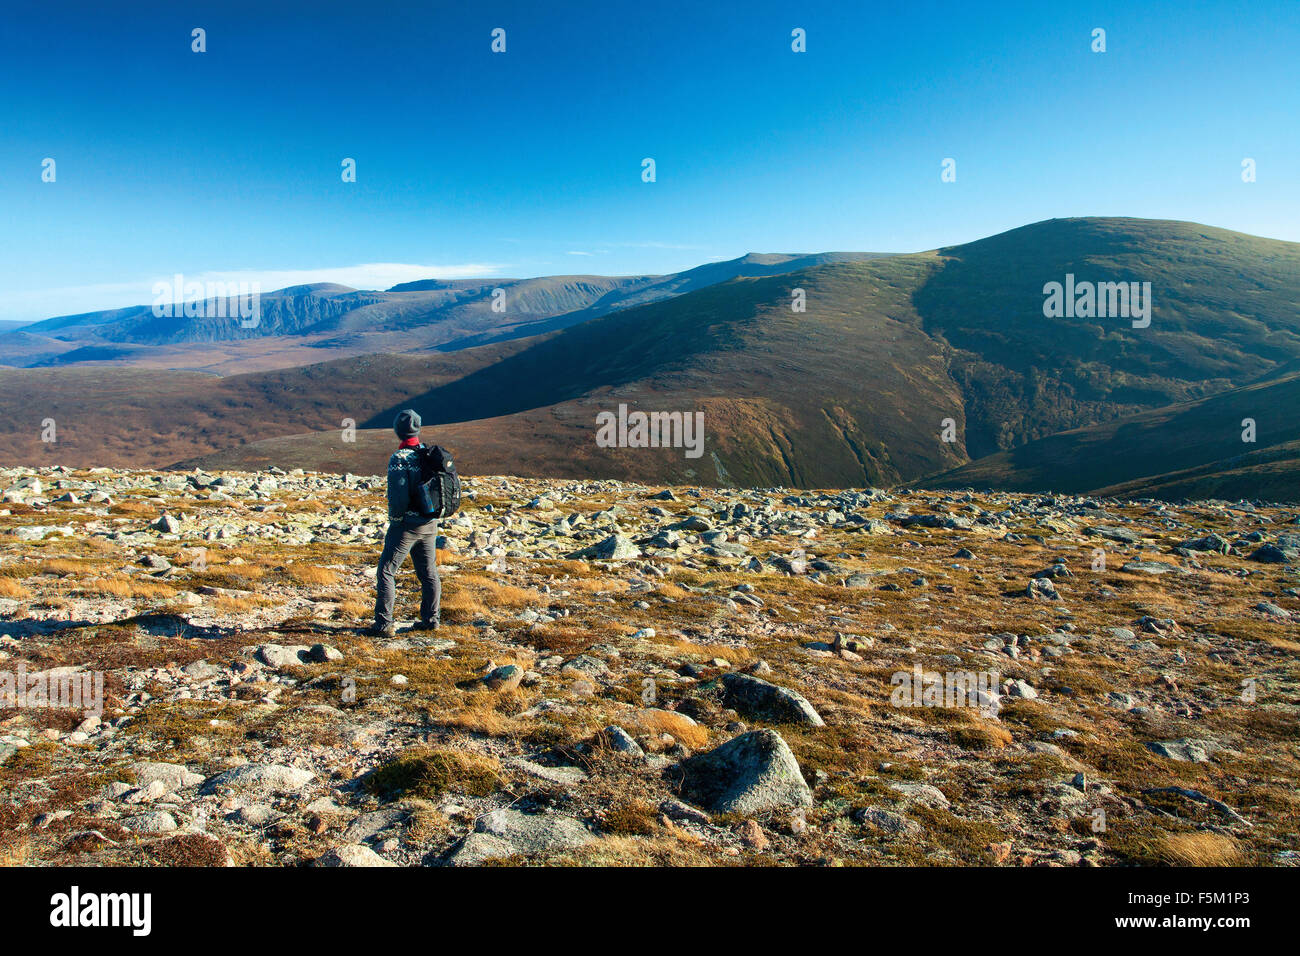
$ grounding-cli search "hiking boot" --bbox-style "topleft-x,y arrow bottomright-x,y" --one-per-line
363,622 -> 397,639
412,619 -> 440,632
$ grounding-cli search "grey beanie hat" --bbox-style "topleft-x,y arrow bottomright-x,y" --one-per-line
394,409 -> 422,438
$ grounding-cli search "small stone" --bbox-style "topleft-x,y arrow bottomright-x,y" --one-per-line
315,845 -> 398,867
132,761 -> 204,791
447,808 -> 593,866
737,819 -> 769,851
483,664 -> 523,692
1026,577 -> 1060,601
122,811 -> 178,834
123,780 -> 168,804
566,534 -> 640,561
152,514 -> 182,534
256,644 -> 310,669
887,782 -> 950,809
604,725 -> 645,759
854,806 -> 920,835
1144,739 -> 1218,763
230,804 -> 278,827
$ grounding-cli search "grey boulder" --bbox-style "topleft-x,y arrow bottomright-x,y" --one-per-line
315,844 -> 398,867
673,729 -> 813,814
202,763 -> 315,795
720,672 -> 824,727
446,808 -> 593,866
1144,738 -> 1219,763
132,761 -> 203,792
566,534 -> 640,560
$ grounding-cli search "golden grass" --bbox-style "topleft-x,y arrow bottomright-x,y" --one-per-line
1152,832 -> 1242,866
541,560 -> 592,576
602,798 -> 659,835
632,708 -> 710,749
36,558 -> 86,575
451,572 -> 544,609
437,703 -> 514,736
815,687 -> 875,720
107,500 -> 156,516
335,598 -> 369,620
655,582 -> 690,600
440,590 -> 487,625
0,837 -> 32,866
432,678 -> 537,736
207,594 -> 270,615
951,724 -> 1014,751
73,575 -> 177,600
563,575 -> 627,595
287,564 -> 340,586
0,578 -> 32,599
119,700 -> 244,762
526,622 -> 593,654
554,833 -> 715,866
285,499 -> 328,513
666,639 -> 754,666
188,564 -> 267,590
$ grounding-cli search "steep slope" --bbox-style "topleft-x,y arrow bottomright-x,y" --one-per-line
336,219 -> 1300,489
351,254 -> 967,487
924,371 -> 1300,500
914,217 -> 1300,458
1092,441 -> 1300,502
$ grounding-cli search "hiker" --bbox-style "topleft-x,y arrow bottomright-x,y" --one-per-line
368,409 -> 441,637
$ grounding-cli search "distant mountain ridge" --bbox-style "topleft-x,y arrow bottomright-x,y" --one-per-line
0,252 -> 889,372
4,218 -> 1299,501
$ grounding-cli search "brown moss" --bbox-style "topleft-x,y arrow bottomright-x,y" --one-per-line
603,799 -> 659,835
364,747 -> 502,799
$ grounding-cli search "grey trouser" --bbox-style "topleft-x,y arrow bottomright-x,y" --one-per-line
375,516 -> 440,627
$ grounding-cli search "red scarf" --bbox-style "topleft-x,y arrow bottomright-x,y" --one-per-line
398,436 -> 420,449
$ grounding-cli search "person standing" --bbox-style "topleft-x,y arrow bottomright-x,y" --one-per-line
368,409 -> 441,637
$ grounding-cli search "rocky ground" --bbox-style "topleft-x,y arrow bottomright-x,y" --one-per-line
0,465 -> 1297,867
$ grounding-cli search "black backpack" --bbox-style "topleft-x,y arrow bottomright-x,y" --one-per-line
410,444 -> 462,519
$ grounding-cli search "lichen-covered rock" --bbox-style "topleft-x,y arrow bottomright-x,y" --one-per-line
673,729 -> 812,814
446,809 -> 593,866
719,673 -> 824,727
202,764 -> 315,795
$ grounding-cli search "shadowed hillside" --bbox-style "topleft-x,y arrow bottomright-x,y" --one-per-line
0,342 -> 531,468
357,254 -> 966,487
925,371 -> 1300,501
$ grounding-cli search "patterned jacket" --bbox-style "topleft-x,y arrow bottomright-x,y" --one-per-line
385,446 -> 425,522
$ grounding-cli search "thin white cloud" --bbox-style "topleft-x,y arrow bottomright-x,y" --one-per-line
3,262 -> 508,323
187,263 -> 506,292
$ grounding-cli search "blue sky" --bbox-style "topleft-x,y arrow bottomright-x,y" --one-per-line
1,0 -> 1297,322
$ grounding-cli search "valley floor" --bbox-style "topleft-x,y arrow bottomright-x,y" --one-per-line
0,466 -> 1297,867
